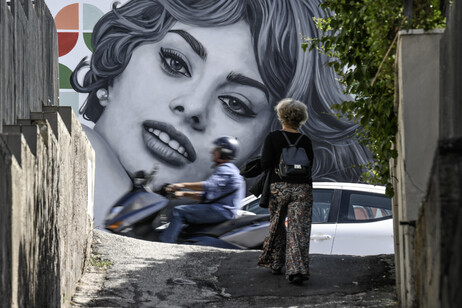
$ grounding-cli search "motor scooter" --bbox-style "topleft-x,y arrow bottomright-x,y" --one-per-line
104,169 -> 270,249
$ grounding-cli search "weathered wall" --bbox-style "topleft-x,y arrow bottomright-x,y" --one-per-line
394,29 -> 443,308
415,139 -> 462,308
421,0 -> 462,306
0,0 -> 59,133
440,0 -> 462,140
1,108 -> 95,307
394,1 -> 462,307
0,0 -> 95,307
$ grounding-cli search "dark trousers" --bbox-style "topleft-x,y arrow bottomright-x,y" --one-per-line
258,182 -> 313,279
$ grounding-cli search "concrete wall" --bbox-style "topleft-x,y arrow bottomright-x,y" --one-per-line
394,29 -> 443,307
0,0 -> 95,306
0,0 -> 59,134
394,1 -> 462,306
426,0 -> 462,306
0,107 -> 95,307
440,0 -> 462,138
415,139 -> 462,308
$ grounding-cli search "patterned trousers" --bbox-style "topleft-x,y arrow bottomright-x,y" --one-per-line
258,182 -> 313,279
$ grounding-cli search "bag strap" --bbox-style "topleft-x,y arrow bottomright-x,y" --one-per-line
294,134 -> 304,146
280,130 -> 304,146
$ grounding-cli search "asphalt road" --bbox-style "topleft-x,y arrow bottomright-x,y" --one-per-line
70,230 -> 398,307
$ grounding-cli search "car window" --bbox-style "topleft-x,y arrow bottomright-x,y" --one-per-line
243,189 -> 334,223
339,190 -> 392,223
312,189 -> 334,223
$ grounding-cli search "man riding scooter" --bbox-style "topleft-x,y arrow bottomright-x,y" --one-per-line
160,136 -> 245,243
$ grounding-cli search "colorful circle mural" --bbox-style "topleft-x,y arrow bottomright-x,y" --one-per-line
55,2 -> 105,115
55,3 -> 104,55
55,3 -> 79,57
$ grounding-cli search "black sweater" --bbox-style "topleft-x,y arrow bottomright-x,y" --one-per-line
260,130 -> 314,185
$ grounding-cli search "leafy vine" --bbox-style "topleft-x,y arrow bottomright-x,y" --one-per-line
303,0 -> 446,196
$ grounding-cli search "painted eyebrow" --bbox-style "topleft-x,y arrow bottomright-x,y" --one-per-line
227,72 -> 270,102
168,29 -> 207,61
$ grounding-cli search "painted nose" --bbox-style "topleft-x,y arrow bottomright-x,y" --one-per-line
169,98 -> 208,132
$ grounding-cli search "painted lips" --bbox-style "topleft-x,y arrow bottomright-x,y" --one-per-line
142,120 -> 197,167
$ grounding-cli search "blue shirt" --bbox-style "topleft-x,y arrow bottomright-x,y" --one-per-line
201,162 -> 245,218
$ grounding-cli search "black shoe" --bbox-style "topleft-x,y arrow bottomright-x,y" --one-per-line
271,268 -> 282,275
289,274 -> 308,285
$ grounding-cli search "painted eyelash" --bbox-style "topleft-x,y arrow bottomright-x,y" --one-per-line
159,47 -> 191,78
219,96 -> 257,119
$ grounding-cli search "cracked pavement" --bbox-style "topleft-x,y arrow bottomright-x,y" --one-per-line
70,230 -> 398,307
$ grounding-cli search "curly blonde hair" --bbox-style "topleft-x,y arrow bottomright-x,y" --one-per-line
275,98 -> 308,129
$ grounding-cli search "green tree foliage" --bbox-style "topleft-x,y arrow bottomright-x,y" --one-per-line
303,0 -> 446,196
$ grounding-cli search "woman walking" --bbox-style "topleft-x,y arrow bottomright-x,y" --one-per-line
258,98 -> 314,285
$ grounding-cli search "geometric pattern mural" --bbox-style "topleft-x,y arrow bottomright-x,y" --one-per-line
51,1 -> 105,118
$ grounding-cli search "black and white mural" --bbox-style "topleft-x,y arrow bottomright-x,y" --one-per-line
48,0 -> 371,228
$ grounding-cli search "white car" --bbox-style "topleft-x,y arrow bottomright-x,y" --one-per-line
231,182 -> 394,256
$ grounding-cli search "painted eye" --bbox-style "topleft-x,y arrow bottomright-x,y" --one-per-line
170,59 -> 184,71
159,47 -> 191,78
219,95 -> 256,119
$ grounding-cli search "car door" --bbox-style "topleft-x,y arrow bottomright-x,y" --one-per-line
309,189 -> 339,254
331,190 -> 394,255
240,188 -> 340,253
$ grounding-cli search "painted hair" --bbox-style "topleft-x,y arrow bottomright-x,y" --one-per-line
71,0 -> 371,182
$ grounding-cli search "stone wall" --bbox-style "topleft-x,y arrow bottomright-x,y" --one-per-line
0,0 -> 95,307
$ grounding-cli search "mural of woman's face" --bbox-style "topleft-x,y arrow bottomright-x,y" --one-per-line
94,21 -> 273,186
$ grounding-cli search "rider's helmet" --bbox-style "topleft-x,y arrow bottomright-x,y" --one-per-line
213,136 -> 240,160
